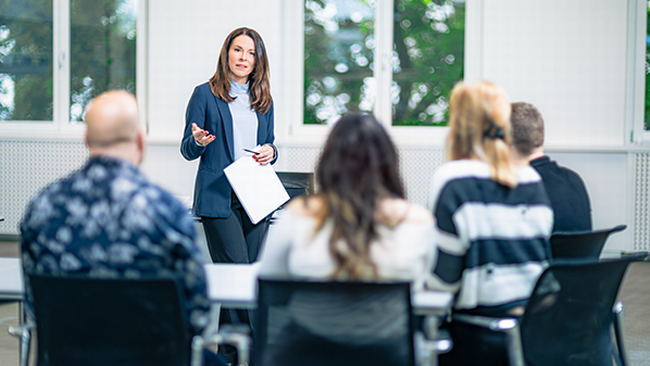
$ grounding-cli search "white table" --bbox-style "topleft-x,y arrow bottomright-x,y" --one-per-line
204,262 -> 453,315
0,258 -> 453,315
0,257 -> 23,301
204,262 -> 263,308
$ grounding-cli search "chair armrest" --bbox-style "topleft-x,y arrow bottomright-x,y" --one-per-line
613,301 -> 628,366
415,329 -> 453,366
415,313 -> 453,366
452,314 -> 525,366
452,313 -> 517,331
7,322 -> 34,340
192,324 -> 251,366
8,322 -> 34,366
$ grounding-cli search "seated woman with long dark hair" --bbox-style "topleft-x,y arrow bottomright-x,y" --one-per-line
257,113 -> 433,366
259,113 -> 432,284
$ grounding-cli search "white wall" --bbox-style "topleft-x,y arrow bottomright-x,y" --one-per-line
543,151 -> 630,253
470,0 -> 638,253
479,0 -> 630,147
146,0 -> 283,142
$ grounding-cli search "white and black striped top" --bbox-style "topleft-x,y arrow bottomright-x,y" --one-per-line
426,160 -> 554,314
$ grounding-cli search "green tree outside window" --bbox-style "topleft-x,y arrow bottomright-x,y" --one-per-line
303,0 -> 464,126
0,0 -> 53,121
304,0 -> 375,125
0,0 -> 136,123
70,0 -> 137,122
392,0 -> 464,126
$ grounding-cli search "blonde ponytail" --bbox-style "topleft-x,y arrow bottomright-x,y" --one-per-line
447,81 -> 517,188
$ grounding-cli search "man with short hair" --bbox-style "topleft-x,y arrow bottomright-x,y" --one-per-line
20,90 -> 211,340
510,102 -> 592,233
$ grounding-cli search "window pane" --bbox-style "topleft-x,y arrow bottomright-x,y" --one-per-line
0,0 -> 53,121
392,0 -> 464,126
304,0 -> 375,125
70,0 -> 136,122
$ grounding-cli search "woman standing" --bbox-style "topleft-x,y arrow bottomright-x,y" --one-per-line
181,27 -> 276,265
427,81 -> 553,365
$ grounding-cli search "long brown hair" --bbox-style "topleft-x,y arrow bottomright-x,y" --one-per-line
314,114 -> 405,280
447,81 -> 517,187
209,27 -> 272,114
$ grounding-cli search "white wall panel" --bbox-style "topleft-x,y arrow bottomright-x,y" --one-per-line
633,153 -> 650,252
399,147 -> 446,206
545,151 -> 629,254
139,143 -> 199,201
147,0 -> 283,142
3,139 -> 645,255
0,141 -> 88,235
481,0 -> 629,147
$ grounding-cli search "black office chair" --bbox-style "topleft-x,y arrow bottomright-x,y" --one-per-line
452,258 -> 634,366
8,274 -> 247,366
270,172 -> 315,224
276,172 -> 314,202
252,278 -> 450,366
550,225 -> 627,260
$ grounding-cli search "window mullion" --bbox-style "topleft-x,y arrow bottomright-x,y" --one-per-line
54,0 -> 71,130
137,0 -> 148,134
374,0 -> 394,128
630,0 -> 646,144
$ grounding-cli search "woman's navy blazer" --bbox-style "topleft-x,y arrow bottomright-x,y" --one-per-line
180,82 -> 277,218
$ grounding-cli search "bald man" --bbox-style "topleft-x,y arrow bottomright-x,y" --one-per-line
20,91 -> 213,349
83,90 -> 144,163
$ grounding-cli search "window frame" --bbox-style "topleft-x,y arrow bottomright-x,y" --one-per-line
278,0 -> 479,147
0,0 -> 146,140
637,0 -> 650,144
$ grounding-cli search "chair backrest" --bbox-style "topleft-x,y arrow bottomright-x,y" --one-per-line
520,258 -> 633,366
255,278 -> 416,366
277,172 -> 314,201
29,274 -> 191,366
550,225 -> 627,260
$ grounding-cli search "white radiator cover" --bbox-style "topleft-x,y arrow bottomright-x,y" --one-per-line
1,140 -> 88,235
1,140 -> 647,254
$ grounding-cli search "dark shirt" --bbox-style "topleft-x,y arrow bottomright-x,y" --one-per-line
20,155 -> 210,335
530,155 -> 592,233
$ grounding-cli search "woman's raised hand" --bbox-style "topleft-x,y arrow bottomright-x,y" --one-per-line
192,123 -> 215,146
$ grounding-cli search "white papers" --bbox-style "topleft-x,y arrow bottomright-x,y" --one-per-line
224,154 -> 290,224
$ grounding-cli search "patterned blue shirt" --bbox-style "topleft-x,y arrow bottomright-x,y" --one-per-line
20,155 -> 210,335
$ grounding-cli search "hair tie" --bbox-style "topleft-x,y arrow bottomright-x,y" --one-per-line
483,120 -> 505,140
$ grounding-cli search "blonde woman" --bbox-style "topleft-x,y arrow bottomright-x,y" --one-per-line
427,81 -> 553,365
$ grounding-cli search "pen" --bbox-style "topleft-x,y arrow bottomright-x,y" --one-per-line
243,148 -> 259,155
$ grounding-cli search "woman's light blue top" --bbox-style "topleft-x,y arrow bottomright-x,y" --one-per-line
228,80 -> 258,161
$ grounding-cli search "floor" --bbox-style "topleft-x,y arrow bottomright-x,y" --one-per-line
0,240 -> 648,366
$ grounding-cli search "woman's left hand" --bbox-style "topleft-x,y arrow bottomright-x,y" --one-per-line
253,144 -> 275,165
